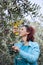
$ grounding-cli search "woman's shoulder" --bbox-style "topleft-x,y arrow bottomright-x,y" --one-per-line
14,41 -> 22,48
30,41 -> 39,47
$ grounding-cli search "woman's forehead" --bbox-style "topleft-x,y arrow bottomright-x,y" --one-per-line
20,26 -> 26,29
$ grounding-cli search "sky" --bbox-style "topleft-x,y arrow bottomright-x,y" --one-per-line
28,0 -> 43,15
25,0 -> 43,26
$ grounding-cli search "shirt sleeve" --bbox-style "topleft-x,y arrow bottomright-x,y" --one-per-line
14,42 -> 22,48
19,42 -> 40,63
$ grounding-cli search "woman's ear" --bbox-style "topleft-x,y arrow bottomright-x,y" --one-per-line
27,32 -> 30,35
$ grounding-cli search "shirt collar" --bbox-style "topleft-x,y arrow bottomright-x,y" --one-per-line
20,40 -> 32,47
28,41 -> 32,47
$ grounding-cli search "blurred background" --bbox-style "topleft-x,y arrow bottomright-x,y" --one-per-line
0,0 -> 43,65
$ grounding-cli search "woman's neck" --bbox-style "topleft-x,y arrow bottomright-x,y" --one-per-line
22,35 -> 29,45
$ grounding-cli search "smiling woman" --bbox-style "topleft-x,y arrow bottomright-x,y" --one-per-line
12,25 -> 40,65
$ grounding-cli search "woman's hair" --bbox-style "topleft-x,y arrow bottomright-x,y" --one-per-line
23,25 -> 35,42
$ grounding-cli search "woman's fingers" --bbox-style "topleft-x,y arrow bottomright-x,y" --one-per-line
12,46 -> 17,52
12,46 -> 19,52
13,29 -> 17,33
12,46 -> 15,50
12,26 -> 19,35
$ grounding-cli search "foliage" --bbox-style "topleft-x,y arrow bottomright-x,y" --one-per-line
0,0 -> 43,65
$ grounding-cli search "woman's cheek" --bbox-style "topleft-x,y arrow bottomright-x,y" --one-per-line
20,33 -> 23,36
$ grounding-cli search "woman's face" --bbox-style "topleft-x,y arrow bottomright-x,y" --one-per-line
19,26 -> 29,37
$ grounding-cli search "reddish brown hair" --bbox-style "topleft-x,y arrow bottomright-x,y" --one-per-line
23,25 -> 35,42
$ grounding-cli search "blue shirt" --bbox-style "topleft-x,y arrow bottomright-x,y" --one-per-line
14,41 -> 40,65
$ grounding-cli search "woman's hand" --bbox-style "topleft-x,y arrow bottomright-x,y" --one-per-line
13,26 -> 19,34
12,46 -> 20,52
12,26 -> 19,35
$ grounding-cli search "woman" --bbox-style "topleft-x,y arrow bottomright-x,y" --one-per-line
12,25 -> 40,65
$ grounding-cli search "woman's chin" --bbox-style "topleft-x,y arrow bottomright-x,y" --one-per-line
19,35 -> 22,37
19,34 -> 23,37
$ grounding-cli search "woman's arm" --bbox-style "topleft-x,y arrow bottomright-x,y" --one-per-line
19,43 -> 40,63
